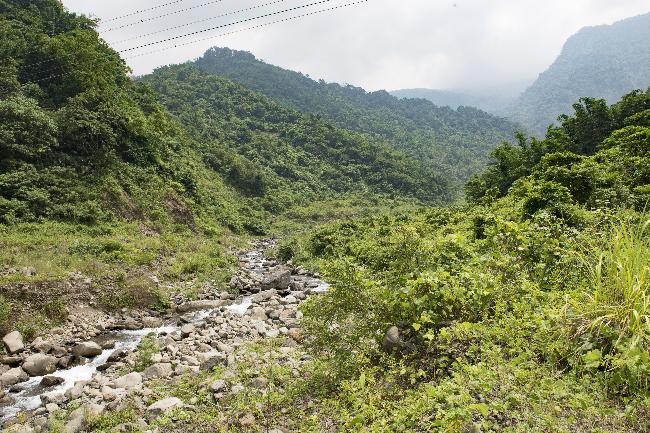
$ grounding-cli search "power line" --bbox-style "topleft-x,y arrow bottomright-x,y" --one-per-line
28,0 -> 369,84
126,0 -> 368,60
108,0 -> 288,45
104,0 -> 226,33
118,0 -> 334,53
103,0 -> 190,23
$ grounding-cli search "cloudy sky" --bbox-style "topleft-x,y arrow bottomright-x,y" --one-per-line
61,0 -> 650,94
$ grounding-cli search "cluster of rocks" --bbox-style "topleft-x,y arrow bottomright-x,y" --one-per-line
2,239 -> 326,432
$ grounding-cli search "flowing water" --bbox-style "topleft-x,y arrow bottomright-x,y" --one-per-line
0,296 -> 256,422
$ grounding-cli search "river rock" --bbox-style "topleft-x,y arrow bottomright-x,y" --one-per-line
250,377 -> 269,389
114,372 -> 142,389
142,363 -> 173,380
107,349 -> 129,362
143,317 -> 163,328
261,268 -> 292,290
23,353 -> 58,376
382,326 -> 404,352
209,379 -> 227,393
147,397 -> 183,417
73,341 -> 103,358
3,331 -> 25,354
41,376 -> 65,387
180,324 -> 195,338
0,367 -> 28,386
1,355 -> 22,366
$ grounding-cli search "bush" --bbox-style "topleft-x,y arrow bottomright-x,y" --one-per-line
566,217 -> 650,392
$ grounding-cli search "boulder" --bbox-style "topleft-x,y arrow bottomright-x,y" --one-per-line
180,324 -> 195,338
381,326 -> 404,352
261,269 -> 292,290
250,377 -> 269,389
0,355 -> 22,366
143,317 -> 163,328
142,363 -> 173,380
209,379 -> 227,393
147,397 -> 183,417
41,376 -> 65,387
199,353 -> 226,372
107,349 -> 129,362
72,342 -> 103,358
114,372 -> 142,390
0,367 -> 28,386
23,353 -> 58,377
3,331 -> 25,354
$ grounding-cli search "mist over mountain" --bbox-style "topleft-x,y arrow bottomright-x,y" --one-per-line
507,12 -> 650,134
389,88 -> 515,115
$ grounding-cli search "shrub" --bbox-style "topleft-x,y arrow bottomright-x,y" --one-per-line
566,216 -> 650,392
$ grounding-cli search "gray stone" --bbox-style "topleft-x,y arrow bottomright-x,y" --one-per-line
180,324 -> 195,338
261,269 -> 292,290
200,353 -> 226,371
209,379 -> 227,393
146,397 -> 183,417
41,376 -> 65,387
382,326 -> 404,352
143,317 -> 163,328
0,367 -> 28,386
114,372 -> 142,389
142,363 -> 173,380
23,353 -> 58,376
72,341 -> 103,358
250,377 -> 269,389
107,349 -> 129,362
3,331 -> 25,354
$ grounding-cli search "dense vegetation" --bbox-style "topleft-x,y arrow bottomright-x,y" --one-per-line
508,12 -> 650,134
273,89 -> 650,431
141,64 -> 448,210
0,0 -> 447,336
2,1 -> 649,431
194,47 -> 518,188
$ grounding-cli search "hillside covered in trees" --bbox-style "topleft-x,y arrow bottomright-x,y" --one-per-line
193,47 -> 518,187
508,12 -> 650,134
0,0 -> 447,234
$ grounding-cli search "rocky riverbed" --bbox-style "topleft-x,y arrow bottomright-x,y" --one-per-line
0,239 -> 327,432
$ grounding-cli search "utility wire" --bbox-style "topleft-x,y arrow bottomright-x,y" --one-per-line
103,0 -> 190,23
29,0 -> 369,84
126,0 -> 368,60
104,0 -> 226,33
118,0 -> 334,53
109,0 -> 288,45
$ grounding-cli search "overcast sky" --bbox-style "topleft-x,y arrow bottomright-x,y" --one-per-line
61,0 -> 650,94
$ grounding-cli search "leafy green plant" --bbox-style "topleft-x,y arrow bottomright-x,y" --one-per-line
566,216 -> 650,390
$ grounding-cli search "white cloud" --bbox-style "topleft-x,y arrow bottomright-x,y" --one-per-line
61,0 -> 650,92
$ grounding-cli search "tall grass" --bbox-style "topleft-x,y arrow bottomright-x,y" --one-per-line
570,217 -> 650,349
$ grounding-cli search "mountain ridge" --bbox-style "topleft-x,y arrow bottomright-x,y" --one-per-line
507,12 -> 650,134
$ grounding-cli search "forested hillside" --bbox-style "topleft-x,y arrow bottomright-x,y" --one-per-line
508,12 -> 650,134
194,47 -> 518,186
0,0 -> 447,340
141,64 -> 448,210
0,0 -> 446,232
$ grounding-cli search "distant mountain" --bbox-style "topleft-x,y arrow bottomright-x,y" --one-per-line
508,12 -> 650,134
390,88 -> 514,115
193,47 -> 517,188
